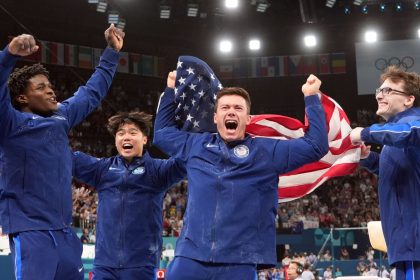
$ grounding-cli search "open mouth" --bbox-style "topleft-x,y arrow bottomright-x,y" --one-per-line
225,120 -> 238,130
47,97 -> 57,104
122,143 -> 133,151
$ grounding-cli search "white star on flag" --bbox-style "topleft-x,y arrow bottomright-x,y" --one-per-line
186,67 -> 195,75
189,84 -> 197,91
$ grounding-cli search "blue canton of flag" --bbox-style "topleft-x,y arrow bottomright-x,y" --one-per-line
174,56 -> 223,133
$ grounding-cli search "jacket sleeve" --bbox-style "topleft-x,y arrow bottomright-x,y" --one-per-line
155,158 -> 186,191
153,87 -> 195,162
361,120 -> 420,148
359,151 -> 380,175
271,94 -> 329,174
0,47 -> 21,140
59,47 -> 119,128
72,151 -> 102,188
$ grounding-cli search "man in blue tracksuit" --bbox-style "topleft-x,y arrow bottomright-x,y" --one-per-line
72,111 -> 185,280
0,25 -> 124,280
351,66 -> 420,280
153,71 -> 329,280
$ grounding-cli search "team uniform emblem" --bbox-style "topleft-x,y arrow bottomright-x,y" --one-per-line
233,145 -> 249,158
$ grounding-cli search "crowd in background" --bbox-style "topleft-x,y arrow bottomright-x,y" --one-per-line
51,69 -> 389,278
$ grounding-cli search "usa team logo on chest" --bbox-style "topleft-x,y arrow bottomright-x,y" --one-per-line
233,145 -> 249,158
132,167 -> 145,175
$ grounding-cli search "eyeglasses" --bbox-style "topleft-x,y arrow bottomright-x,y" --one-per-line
375,87 -> 408,97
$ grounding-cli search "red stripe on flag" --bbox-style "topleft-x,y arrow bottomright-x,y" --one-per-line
246,93 -> 361,202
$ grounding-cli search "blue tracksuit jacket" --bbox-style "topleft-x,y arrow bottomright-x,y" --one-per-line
72,151 -> 186,268
0,46 -> 119,234
360,107 -> 420,265
153,88 -> 328,266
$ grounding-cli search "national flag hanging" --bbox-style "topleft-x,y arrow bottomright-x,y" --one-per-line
157,57 -> 166,78
40,41 -> 64,65
129,53 -> 141,74
303,55 -> 318,75
288,55 -> 305,76
78,46 -> 93,69
141,55 -> 154,76
331,52 -> 346,74
118,51 -> 129,73
92,48 -> 103,68
64,44 -> 78,67
173,55 -> 360,202
318,53 -> 331,75
219,63 -> 234,79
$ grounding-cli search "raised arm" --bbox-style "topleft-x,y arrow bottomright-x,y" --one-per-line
272,75 -> 329,173
153,71 -> 194,160
59,24 -> 125,128
0,34 -> 39,138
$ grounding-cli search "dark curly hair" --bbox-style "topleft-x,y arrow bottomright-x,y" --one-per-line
8,63 -> 49,109
107,111 -> 153,137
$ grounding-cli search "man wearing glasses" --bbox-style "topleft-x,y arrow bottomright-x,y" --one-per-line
350,65 -> 420,280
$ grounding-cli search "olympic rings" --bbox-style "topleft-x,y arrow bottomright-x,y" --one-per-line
374,56 -> 414,71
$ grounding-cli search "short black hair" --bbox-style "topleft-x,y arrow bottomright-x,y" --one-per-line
8,63 -> 49,109
107,111 -> 153,137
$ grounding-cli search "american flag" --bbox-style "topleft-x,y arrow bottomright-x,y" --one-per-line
174,56 -> 360,203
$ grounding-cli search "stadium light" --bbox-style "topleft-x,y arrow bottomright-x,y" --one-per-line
160,5 -> 171,19
187,3 -> 199,17
116,18 -> 126,30
379,3 -> 385,12
325,0 -> 336,8
249,39 -> 261,51
256,0 -> 270,12
88,0 -> 99,3
108,11 -> 119,24
225,0 -> 238,9
362,5 -> 368,14
97,0 -> 107,13
364,30 -> 377,43
417,28 -> 420,38
304,35 -> 317,47
353,0 -> 363,6
219,40 -> 233,53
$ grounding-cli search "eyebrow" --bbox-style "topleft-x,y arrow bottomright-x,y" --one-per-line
117,128 -> 140,133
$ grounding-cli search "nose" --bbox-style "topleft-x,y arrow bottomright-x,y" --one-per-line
46,85 -> 55,96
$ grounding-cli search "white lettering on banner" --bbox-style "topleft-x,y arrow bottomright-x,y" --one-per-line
355,39 -> 420,95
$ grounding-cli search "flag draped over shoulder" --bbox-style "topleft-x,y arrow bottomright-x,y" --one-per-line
174,56 -> 360,203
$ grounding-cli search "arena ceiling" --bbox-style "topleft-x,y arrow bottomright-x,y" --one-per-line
1,0 -> 420,56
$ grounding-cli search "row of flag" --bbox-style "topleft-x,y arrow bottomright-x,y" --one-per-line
22,40 -> 166,77
218,52 -> 346,79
